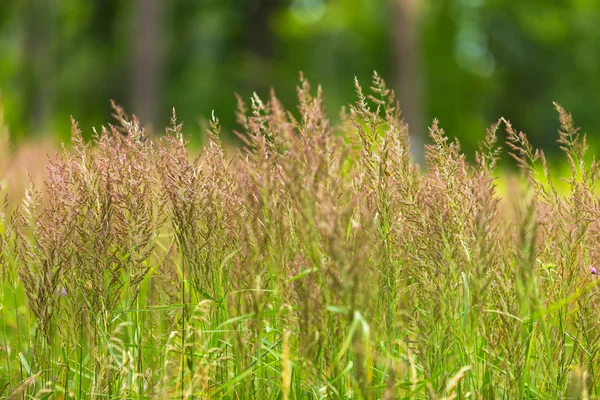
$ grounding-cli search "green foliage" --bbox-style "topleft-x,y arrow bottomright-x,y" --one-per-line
2,0 -> 600,157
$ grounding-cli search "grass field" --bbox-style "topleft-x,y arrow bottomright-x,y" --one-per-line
1,74 -> 599,399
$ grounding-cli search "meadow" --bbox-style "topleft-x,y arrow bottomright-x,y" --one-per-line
0,74 -> 599,399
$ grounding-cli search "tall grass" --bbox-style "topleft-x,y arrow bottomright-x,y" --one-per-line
0,73 -> 599,398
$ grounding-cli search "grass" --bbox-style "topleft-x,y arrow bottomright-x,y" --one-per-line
0,73 -> 599,398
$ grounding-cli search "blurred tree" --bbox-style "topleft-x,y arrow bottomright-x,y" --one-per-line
22,0 -> 54,135
0,0 -> 599,159
392,0 -> 424,159
132,0 -> 164,129
421,0 -> 600,157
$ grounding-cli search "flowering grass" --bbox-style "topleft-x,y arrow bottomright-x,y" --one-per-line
1,73 -> 599,399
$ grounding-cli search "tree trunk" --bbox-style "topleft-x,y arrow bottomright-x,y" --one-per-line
22,0 -> 53,136
392,0 -> 424,161
132,0 -> 164,131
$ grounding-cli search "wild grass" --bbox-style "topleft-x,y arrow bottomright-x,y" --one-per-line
1,73 -> 599,399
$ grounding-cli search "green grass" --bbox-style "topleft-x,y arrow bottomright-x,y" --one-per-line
0,74 -> 599,399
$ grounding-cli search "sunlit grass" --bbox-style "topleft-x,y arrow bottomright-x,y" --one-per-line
1,75 -> 599,399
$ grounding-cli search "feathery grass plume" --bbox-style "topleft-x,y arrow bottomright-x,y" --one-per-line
234,78 -> 329,392
352,72 -> 407,338
12,108 -> 167,396
159,108 -> 243,393
17,175 -> 67,342
14,172 -> 74,397
505,107 -> 600,394
396,118 -> 474,390
49,116 -> 152,338
233,75 -> 379,395
5,75 -> 600,397
469,121 -> 503,313
553,104 -> 600,387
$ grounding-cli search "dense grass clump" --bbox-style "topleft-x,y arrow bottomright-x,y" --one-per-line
1,74 -> 600,398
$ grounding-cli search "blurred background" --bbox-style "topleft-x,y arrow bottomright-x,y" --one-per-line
1,0 -> 600,160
